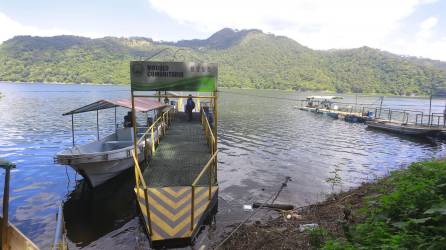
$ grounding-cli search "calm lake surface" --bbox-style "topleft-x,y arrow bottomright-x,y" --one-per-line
1,82 -> 446,248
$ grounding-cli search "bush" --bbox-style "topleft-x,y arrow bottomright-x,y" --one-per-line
323,160 -> 446,249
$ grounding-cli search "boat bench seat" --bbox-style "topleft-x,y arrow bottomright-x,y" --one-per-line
103,141 -> 133,151
104,140 -> 133,144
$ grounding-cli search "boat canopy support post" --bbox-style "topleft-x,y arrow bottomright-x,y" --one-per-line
114,106 -> 117,133
131,92 -> 138,162
96,110 -> 99,140
71,114 -> 75,146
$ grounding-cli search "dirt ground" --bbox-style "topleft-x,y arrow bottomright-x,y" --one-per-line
217,182 -> 380,250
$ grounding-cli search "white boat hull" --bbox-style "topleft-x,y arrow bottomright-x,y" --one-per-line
56,126 -> 162,187
72,154 -> 144,187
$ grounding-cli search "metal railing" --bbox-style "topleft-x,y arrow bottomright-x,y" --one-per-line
201,110 -> 216,154
132,108 -> 175,236
374,107 -> 446,127
190,151 -> 218,231
188,110 -> 218,231
132,107 -> 218,235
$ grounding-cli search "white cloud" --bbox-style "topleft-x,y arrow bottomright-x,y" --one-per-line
419,16 -> 438,30
149,0 -> 446,60
387,16 -> 446,61
0,12 -> 102,43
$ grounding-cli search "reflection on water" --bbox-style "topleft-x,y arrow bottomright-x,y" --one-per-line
63,169 -> 136,247
1,82 -> 446,248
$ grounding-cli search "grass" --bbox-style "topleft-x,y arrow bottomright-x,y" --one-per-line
322,160 -> 446,249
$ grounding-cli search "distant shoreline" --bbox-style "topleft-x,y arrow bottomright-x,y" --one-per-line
0,80 -> 432,98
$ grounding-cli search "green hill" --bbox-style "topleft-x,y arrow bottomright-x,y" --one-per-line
1,28 -> 445,95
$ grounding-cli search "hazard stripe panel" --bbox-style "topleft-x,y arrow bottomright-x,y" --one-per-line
135,186 -> 218,241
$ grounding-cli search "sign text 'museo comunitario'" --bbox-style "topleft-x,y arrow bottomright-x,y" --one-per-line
130,61 -> 218,91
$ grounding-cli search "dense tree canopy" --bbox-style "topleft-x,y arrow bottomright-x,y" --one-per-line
1,29 -> 445,95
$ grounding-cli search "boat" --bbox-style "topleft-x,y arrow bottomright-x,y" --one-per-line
55,98 -> 170,187
0,159 -> 40,250
366,120 -> 445,136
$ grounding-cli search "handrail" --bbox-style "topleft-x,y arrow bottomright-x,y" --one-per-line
137,108 -> 173,145
190,150 -> 218,231
132,109 -> 175,237
191,150 -> 218,186
132,150 -> 147,188
201,110 -> 216,154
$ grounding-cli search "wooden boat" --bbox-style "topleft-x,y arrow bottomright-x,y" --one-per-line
366,120 -> 445,136
55,98 -> 169,187
0,159 -> 39,250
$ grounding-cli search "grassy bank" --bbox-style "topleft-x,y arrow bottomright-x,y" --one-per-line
220,160 -> 446,249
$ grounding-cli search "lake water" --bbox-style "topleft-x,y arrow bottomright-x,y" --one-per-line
1,82 -> 446,249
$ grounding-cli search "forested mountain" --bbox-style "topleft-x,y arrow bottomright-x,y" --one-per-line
1,28 -> 445,95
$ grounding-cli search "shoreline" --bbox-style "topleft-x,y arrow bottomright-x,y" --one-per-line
0,81 -> 433,98
218,159 -> 446,249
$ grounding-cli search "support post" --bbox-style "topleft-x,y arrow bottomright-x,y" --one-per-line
213,91 -> 218,151
379,96 -> 383,119
114,106 -> 117,133
96,109 -> 99,140
71,114 -> 75,146
190,186 -> 195,231
2,167 -> 10,250
151,127 -> 155,154
428,93 -> 433,126
131,92 -> 139,167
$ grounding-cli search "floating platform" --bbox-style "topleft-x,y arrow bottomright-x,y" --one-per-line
298,106 -> 370,123
366,119 -> 446,136
134,111 -> 218,247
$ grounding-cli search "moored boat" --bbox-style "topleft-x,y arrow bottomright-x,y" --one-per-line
55,98 -> 170,187
0,159 -> 40,250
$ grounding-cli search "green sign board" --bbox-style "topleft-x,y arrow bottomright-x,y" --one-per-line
130,61 -> 218,91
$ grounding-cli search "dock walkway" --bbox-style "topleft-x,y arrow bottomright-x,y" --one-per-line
143,112 -> 210,186
135,111 -> 218,245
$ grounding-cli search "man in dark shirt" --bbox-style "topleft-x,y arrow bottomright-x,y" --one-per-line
185,95 -> 195,121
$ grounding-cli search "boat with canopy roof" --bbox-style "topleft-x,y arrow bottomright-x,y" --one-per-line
55,98 -> 170,187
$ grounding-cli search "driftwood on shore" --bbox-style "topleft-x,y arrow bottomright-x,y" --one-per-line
252,203 -> 294,210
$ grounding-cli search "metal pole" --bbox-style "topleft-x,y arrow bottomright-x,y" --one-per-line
379,96 -> 383,119
52,204 -> 65,250
131,92 -> 139,161
114,106 -> 117,133
2,167 -> 11,250
96,110 -> 99,140
71,114 -> 75,146
428,93 -> 433,126
213,91 -> 218,144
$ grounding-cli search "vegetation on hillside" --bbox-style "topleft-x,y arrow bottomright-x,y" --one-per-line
1,28 -> 445,95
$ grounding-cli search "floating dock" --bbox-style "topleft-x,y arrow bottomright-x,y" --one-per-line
135,111 -> 218,246
299,104 -> 446,137
129,60 -> 219,247
298,106 -> 370,123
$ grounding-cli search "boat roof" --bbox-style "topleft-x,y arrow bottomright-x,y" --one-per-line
307,95 -> 337,99
63,97 -> 169,116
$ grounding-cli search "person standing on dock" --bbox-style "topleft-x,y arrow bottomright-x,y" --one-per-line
186,95 -> 195,121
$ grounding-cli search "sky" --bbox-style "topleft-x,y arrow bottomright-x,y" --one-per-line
0,0 -> 445,61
